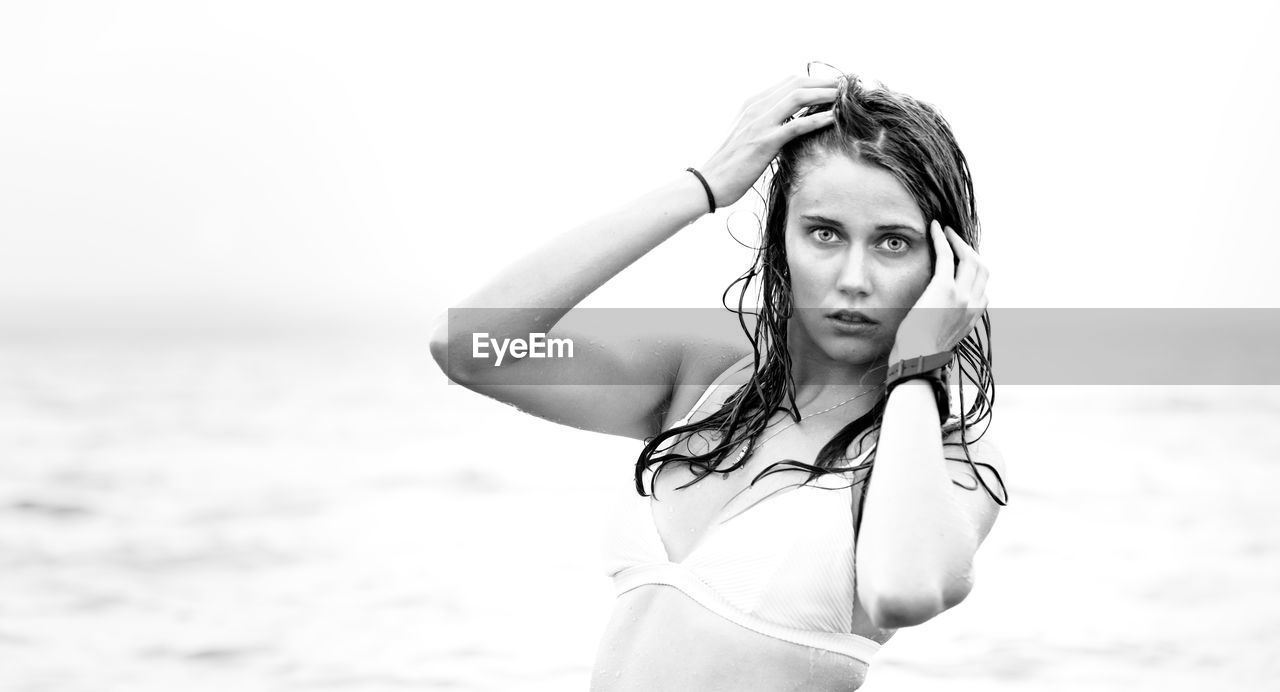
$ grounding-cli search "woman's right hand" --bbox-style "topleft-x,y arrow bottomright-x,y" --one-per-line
698,75 -> 840,209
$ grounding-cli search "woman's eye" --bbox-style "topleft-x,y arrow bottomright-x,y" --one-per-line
879,235 -> 911,253
811,228 -> 839,243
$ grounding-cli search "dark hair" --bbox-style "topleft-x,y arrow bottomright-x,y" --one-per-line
634,73 -> 1008,534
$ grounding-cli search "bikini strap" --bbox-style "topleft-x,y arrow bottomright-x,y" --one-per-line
675,354 -> 755,427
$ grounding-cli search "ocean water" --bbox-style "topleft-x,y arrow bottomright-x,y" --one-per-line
1,334 -> 1277,691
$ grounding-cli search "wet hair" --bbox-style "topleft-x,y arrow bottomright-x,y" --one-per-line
633,73 -> 1008,535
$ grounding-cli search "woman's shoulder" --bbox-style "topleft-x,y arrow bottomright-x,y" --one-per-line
662,339 -> 755,427
670,309 -> 759,388
675,326 -> 756,386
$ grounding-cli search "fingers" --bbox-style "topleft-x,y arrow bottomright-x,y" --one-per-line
725,78 -> 839,153
765,86 -> 839,123
776,109 -> 836,141
944,225 -> 986,290
941,225 -> 989,316
929,220 -> 955,285
947,225 -> 975,287
971,269 -> 989,304
742,76 -> 839,118
754,85 -> 839,148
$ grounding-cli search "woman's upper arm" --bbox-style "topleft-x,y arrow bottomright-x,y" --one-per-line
943,429 -> 1008,548
431,311 -> 722,441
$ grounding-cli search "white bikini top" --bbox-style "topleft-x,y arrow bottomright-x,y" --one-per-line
601,356 -> 883,665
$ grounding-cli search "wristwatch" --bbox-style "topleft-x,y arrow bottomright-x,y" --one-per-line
884,351 -> 953,425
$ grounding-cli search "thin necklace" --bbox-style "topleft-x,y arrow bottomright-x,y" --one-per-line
722,384 -> 882,474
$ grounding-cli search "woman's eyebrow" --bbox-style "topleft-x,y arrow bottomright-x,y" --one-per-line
799,213 -> 924,237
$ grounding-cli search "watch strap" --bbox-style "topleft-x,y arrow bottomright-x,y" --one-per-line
885,351 -> 952,385
884,351 -> 953,426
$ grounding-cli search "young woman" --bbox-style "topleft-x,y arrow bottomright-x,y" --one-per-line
431,70 -> 1008,691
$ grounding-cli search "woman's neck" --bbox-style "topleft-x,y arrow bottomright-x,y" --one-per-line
782,332 -> 888,411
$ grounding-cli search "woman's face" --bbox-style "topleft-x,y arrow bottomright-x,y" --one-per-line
783,152 -> 933,368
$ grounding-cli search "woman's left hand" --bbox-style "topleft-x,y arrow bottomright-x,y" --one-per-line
890,220 -> 989,362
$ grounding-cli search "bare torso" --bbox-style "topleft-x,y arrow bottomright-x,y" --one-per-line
590,352 -> 897,691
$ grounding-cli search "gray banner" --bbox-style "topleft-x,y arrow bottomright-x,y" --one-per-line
437,308 -> 1280,385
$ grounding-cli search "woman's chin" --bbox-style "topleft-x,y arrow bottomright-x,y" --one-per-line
806,344 -> 887,373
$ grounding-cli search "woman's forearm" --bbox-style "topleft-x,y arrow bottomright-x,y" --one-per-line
430,172 -> 710,375
856,379 -> 979,628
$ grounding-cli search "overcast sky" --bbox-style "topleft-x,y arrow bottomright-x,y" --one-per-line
2,1 -> 1277,334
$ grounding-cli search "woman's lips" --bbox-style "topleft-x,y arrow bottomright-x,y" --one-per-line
827,316 -> 878,334
827,309 -> 879,324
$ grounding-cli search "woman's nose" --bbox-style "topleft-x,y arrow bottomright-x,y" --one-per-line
835,248 -> 873,296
